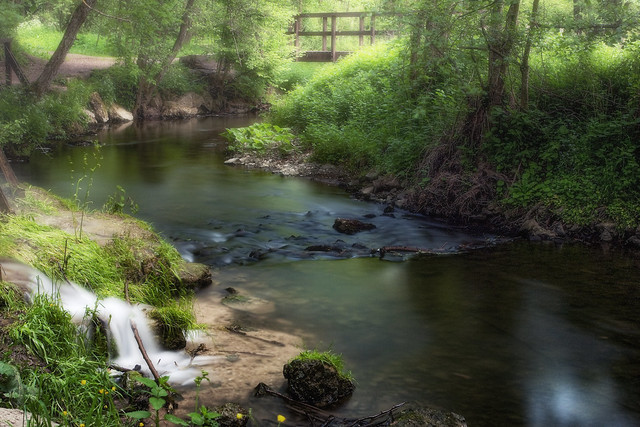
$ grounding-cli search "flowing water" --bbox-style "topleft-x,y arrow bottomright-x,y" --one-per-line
12,117 -> 640,426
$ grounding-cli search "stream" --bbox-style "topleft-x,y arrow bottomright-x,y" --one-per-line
13,117 -> 640,426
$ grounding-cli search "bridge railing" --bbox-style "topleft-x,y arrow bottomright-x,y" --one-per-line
288,12 -> 402,62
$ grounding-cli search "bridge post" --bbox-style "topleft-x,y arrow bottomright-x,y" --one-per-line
294,16 -> 301,50
331,15 -> 337,62
371,14 -> 376,45
359,16 -> 364,46
322,16 -> 327,51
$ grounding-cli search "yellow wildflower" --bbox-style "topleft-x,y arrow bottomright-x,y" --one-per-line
111,386 -> 116,391
99,389 -> 104,394
236,413 -> 243,419
62,411 -> 67,417
277,414 -> 286,423
139,423 -> 145,427
80,380 -> 86,386
80,424 -> 85,427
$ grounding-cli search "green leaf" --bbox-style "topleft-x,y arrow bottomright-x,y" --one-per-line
136,376 -> 157,388
126,410 -> 151,419
164,414 -> 189,426
188,412 -> 204,425
149,396 -> 166,410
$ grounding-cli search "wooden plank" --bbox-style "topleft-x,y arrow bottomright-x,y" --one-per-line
331,15 -> 337,62
4,41 -> 29,85
371,14 -> 376,44
322,17 -> 327,51
288,30 -> 391,37
297,51 -> 351,62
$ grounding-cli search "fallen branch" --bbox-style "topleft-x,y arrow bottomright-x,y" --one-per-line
376,245 -> 448,259
254,382 -> 407,426
225,325 -> 285,347
130,320 -> 161,381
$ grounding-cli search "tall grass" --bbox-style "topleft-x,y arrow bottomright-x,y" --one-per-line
270,41 -> 464,177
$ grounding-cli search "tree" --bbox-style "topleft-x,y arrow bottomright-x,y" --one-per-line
131,0 -> 198,120
31,0 -> 98,97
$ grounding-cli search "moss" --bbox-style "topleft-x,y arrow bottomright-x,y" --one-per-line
290,349 -> 354,382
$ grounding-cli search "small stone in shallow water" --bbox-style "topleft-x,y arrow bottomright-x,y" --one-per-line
333,218 -> 376,235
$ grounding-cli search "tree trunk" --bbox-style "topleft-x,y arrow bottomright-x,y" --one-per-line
31,0 -> 98,97
133,0 -> 196,122
520,0 -> 540,111
487,0 -> 520,109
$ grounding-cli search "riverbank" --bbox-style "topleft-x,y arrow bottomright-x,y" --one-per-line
0,184 -> 303,425
223,148 -> 640,251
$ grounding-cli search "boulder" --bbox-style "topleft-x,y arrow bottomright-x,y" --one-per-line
89,92 -> 109,123
519,219 -> 555,241
333,218 -> 376,235
108,104 -> 133,123
595,222 -> 617,242
162,92 -> 205,119
176,262 -> 212,290
283,358 -> 355,408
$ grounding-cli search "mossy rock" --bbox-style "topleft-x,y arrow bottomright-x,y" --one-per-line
283,358 -> 355,408
391,404 -> 467,427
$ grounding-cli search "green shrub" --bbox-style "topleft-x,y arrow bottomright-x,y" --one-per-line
223,122 -> 297,157
89,63 -> 141,109
158,63 -> 207,98
270,42 -> 464,176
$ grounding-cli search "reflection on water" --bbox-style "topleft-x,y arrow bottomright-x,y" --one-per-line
13,118 -> 640,426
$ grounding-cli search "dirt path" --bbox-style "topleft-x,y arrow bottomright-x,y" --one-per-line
2,53 -> 116,85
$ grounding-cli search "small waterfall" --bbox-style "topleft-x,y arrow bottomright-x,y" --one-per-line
0,259 -> 210,385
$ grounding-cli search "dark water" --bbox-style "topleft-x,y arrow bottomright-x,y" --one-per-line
13,118 -> 640,426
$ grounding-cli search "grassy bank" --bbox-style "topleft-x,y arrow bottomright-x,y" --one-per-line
0,185 -> 205,426
263,39 -> 640,239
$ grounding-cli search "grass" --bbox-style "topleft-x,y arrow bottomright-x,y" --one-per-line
16,19 -> 115,58
291,349 -> 354,382
0,186 -> 207,425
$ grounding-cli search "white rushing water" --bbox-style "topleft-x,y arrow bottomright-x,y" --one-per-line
0,258 -> 210,385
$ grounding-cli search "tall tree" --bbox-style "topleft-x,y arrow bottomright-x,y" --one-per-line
31,0 -> 97,97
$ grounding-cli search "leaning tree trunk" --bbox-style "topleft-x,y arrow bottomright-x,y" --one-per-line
32,0 -> 98,97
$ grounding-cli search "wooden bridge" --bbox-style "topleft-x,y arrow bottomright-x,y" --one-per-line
288,12 -> 401,62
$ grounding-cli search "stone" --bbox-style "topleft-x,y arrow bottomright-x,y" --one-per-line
520,219 -> 555,241
108,103 -> 133,123
333,218 -> 376,235
283,358 -> 355,408
88,92 -> 109,123
176,262 -> 212,290
596,222 -> 617,242
391,404 -> 467,427
626,235 -> 640,248
213,402 -> 248,427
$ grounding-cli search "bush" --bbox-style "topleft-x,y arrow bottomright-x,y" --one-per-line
223,122 -> 297,157
89,63 -> 141,109
270,42 -> 464,176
